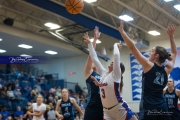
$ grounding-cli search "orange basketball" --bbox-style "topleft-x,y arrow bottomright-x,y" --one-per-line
65,0 -> 84,14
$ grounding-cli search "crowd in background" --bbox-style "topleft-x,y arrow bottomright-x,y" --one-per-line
0,68 -> 86,120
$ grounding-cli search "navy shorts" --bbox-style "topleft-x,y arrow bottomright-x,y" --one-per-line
84,106 -> 103,120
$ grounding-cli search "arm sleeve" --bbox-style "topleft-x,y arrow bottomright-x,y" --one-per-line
112,43 -> 121,81
88,43 -> 106,76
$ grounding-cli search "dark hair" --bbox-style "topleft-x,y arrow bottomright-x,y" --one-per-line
155,46 -> 172,63
120,63 -> 125,93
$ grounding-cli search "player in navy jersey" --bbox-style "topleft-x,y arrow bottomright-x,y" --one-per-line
164,78 -> 180,120
55,88 -> 83,120
119,21 -> 177,120
83,26 -> 103,120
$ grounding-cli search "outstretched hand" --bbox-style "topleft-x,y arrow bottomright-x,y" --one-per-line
83,32 -> 91,44
94,26 -> 101,40
91,76 -> 100,86
167,24 -> 176,37
118,21 -> 125,34
117,41 -> 122,50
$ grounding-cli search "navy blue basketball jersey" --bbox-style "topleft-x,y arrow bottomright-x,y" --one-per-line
140,63 -> 168,108
60,98 -> 74,120
165,88 -> 179,110
85,71 -> 103,107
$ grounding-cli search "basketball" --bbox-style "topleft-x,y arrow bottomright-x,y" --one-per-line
65,0 -> 84,14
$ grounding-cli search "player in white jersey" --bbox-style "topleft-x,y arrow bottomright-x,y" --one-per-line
83,33 -> 137,120
24,94 -> 46,120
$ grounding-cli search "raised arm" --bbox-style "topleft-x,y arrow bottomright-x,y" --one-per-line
112,43 -> 121,81
84,33 -> 106,76
165,25 -> 177,75
118,21 -> 152,72
84,27 -> 101,79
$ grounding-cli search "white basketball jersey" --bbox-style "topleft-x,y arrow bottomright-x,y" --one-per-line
99,72 -> 123,108
32,103 -> 46,120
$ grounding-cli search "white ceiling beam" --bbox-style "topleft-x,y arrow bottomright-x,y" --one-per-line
114,0 -> 166,30
145,0 -> 180,25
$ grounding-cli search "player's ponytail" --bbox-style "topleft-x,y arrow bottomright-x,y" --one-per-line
120,62 -> 125,93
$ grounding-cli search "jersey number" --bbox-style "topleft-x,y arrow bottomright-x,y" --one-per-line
153,72 -> 164,85
101,88 -> 106,98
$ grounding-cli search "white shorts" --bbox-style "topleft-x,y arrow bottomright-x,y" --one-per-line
103,102 -> 134,120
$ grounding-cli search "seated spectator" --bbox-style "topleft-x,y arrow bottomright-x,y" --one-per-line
14,80 -> 20,89
31,87 -> 39,96
13,87 -> 25,101
0,86 -> 7,98
54,96 -> 59,104
28,92 -> 35,102
47,103 -> 56,120
14,87 -> 21,97
56,87 -> 61,98
0,106 -> 11,120
7,87 -> 15,99
7,116 -> 13,120
14,106 -> 24,120
49,86 -> 56,94
7,81 -> 15,91
34,82 -> 42,93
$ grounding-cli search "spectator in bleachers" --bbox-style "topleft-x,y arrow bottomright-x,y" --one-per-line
13,87 -> 26,101
23,81 -> 30,90
54,96 -> 59,104
28,91 -> 35,102
31,87 -> 39,96
49,86 -> 56,95
23,72 -> 28,80
0,86 -> 7,98
0,106 -> 11,120
14,80 -> 19,89
47,103 -> 56,120
14,106 -> 24,120
7,81 -> 15,91
7,87 -> 15,99
56,87 -> 61,98
7,116 -> 13,120
34,82 -> 42,93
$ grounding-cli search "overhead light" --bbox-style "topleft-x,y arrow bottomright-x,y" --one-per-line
20,54 -> 32,57
18,44 -> 33,49
164,0 -> 173,2
174,4 -> 180,12
44,22 -> 60,29
45,50 -> 58,55
90,38 -> 101,44
0,38 -> 2,41
119,15 -> 134,21
148,30 -> 160,36
84,0 -> 97,3
0,49 -> 6,53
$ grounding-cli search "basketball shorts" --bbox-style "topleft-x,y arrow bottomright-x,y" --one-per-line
103,102 -> 134,120
84,105 -> 103,120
